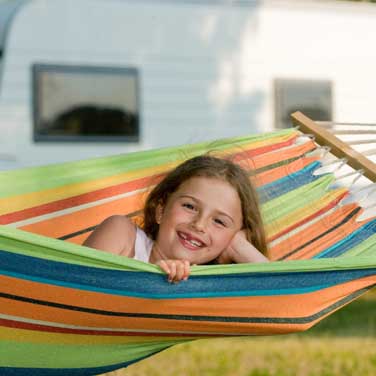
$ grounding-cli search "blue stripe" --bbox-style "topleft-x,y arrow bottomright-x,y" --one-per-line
315,220 -> 376,258
258,162 -> 322,203
0,249 -> 375,299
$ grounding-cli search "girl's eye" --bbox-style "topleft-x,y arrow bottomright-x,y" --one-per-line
182,202 -> 196,210
214,218 -> 227,227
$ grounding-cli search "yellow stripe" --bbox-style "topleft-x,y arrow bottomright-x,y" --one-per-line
265,188 -> 348,238
1,136 -> 294,215
212,133 -> 296,156
0,164 -> 173,215
0,326 -> 192,345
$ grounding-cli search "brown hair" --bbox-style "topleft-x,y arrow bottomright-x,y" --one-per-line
143,155 -> 268,256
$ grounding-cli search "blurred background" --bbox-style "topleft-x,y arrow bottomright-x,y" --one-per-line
1,0 -> 376,170
1,1 -> 375,375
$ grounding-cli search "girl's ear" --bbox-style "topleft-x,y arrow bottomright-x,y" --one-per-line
155,204 -> 164,224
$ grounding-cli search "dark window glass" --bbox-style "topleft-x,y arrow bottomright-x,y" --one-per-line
32,64 -> 140,142
274,79 -> 332,129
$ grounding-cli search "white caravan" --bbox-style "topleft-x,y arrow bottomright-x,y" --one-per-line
1,0 -> 376,169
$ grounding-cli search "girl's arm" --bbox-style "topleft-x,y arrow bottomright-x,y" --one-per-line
217,230 -> 269,264
83,215 -> 136,257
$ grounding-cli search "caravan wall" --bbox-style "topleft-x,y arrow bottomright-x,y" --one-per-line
0,0 -> 376,169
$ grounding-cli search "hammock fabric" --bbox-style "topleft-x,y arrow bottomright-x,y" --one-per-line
1,128 -> 375,375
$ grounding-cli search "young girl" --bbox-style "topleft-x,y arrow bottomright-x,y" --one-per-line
84,155 -> 269,282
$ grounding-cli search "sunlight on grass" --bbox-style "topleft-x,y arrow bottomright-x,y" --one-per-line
123,337 -> 376,376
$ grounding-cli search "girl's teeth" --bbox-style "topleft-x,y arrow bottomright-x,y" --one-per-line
179,232 -> 203,247
189,239 -> 202,247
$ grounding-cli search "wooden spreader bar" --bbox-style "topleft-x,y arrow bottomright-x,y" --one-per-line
290,111 -> 376,183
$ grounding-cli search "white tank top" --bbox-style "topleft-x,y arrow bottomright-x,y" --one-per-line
133,227 -> 153,263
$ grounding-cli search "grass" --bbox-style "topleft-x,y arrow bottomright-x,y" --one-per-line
123,337 -> 376,376
105,290 -> 376,376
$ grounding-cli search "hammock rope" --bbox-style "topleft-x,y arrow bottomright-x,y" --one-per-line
1,119 -> 375,375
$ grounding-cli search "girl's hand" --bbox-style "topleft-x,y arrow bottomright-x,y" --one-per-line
156,259 -> 190,283
216,230 -> 246,264
217,230 -> 269,264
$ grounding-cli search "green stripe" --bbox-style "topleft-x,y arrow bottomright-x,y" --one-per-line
262,175 -> 335,224
0,339 -> 184,368
0,226 -> 375,276
0,129 -> 296,197
340,233 -> 376,257
191,256 -> 376,275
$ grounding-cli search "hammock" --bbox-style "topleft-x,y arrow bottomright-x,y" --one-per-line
1,112 -> 375,375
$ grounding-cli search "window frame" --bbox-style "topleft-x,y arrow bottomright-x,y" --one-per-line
32,63 -> 140,143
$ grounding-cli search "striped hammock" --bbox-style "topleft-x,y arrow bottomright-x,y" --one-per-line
1,119 -> 375,375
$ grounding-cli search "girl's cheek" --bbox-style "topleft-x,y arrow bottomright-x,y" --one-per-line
220,230 -> 237,244
172,208 -> 191,222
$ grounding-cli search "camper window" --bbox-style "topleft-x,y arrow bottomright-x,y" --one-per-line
32,64 -> 140,142
274,78 -> 332,129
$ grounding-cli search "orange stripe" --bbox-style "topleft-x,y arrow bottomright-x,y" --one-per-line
0,296 -> 297,334
228,135 -> 299,159
1,134 -> 298,221
286,217 -> 366,260
268,190 -> 348,242
19,192 -> 146,238
269,204 -> 361,260
0,317 -> 213,338
0,174 -> 164,225
21,146 -> 319,240
0,164 -> 172,216
66,215 -> 144,244
254,157 -> 319,187
234,141 -> 316,170
0,276 -> 376,334
1,274 -> 374,327
67,233 -> 92,245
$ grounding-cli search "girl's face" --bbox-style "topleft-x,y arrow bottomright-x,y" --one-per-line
153,176 -> 243,265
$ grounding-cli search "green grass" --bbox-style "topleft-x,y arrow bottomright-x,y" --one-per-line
105,290 -> 376,376
123,337 -> 376,376
305,289 -> 376,337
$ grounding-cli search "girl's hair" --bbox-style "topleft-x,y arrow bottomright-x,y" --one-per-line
143,155 -> 268,256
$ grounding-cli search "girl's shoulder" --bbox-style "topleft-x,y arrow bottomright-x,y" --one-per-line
100,214 -> 135,230
84,215 -> 137,256
95,215 -> 136,239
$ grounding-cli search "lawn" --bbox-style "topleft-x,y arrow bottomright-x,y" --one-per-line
115,289 -> 376,376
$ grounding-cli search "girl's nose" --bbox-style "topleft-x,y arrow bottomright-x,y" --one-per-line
191,214 -> 207,232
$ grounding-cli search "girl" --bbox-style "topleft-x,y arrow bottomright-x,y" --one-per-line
84,155 -> 269,282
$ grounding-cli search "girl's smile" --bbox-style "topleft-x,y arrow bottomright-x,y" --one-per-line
150,176 -> 243,264
177,230 -> 207,251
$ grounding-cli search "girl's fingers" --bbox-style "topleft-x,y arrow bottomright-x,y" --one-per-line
183,260 -> 190,281
174,261 -> 186,282
168,261 -> 177,282
158,260 -> 170,274
159,260 -> 191,283
173,260 -> 190,282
